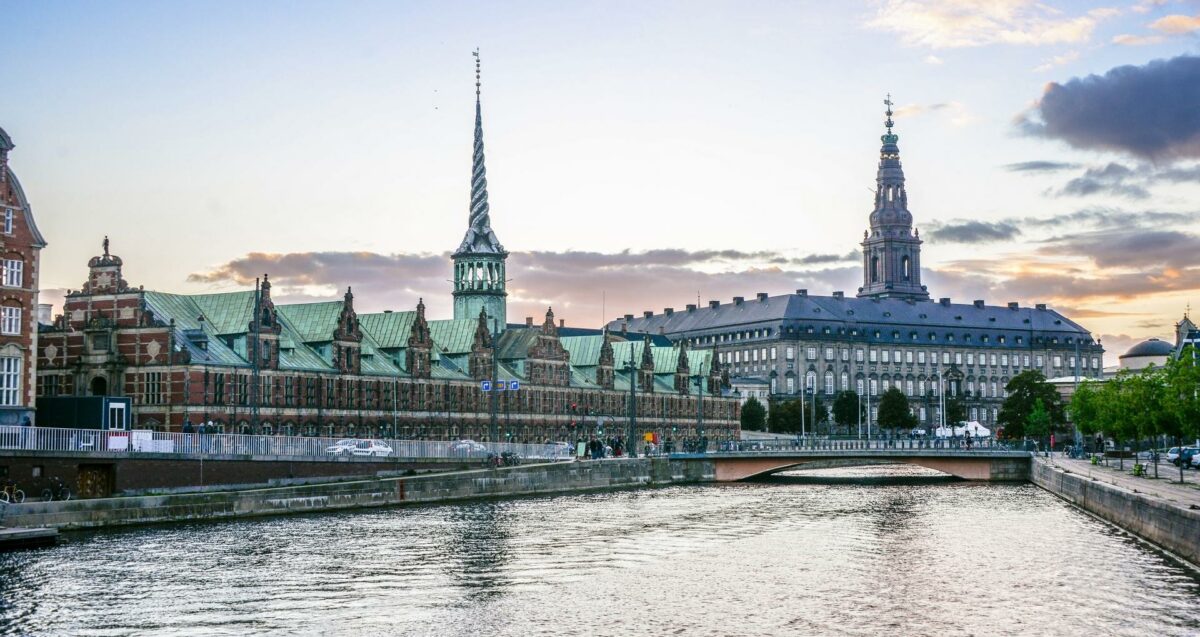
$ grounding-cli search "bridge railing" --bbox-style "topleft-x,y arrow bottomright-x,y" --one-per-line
0,426 -> 574,463
710,436 -> 1016,454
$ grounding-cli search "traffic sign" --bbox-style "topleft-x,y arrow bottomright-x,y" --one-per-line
509,380 -> 520,391
481,380 -> 491,391
496,380 -> 507,391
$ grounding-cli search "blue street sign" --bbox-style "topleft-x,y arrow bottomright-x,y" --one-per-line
496,381 -> 507,391
481,380 -> 492,391
509,380 -> 520,391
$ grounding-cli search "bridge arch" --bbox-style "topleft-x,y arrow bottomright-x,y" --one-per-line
711,454 -> 1023,482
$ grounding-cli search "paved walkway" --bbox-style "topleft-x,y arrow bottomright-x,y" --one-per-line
1049,454 -> 1200,509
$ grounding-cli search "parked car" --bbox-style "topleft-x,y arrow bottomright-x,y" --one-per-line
1172,447 -> 1198,467
449,440 -> 490,455
350,440 -> 393,457
325,439 -> 358,455
1191,452 -> 1200,470
1166,447 -> 1181,464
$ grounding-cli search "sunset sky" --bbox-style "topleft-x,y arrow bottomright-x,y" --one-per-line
3,0 -> 1199,364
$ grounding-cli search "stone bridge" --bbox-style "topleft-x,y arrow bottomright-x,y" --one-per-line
689,450 -> 1032,482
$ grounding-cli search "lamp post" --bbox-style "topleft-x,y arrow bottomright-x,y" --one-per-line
620,350 -> 638,457
691,364 -> 705,452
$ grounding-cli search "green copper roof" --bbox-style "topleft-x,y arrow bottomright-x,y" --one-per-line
190,291 -> 256,335
276,302 -> 342,343
560,335 -> 605,366
429,318 -> 479,355
358,311 -> 416,349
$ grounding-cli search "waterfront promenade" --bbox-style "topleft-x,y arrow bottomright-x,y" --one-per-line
1050,455 -> 1200,509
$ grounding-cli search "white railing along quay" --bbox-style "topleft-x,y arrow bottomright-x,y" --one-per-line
0,426 -> 574,463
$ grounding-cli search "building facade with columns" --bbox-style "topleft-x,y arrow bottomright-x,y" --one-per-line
33,60 -> 737,442
0,127 -> 48,426
609,104 -> 1104,432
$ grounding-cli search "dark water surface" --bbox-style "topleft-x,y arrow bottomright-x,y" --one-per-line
1,465 -> 1198,636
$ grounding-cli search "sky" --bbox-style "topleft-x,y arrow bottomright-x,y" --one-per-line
3,0 -> 1199,365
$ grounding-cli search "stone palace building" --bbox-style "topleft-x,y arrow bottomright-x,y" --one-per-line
32,58 -> 736,442
610,102 -> 1104,432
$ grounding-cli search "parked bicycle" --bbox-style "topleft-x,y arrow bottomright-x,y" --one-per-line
0,479 -> 25,504
40,476 -> 72,502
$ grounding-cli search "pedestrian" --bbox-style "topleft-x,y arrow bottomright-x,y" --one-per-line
21,414 -> 32,449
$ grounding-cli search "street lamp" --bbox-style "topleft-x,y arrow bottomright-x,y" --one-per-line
690,363 -> 706,452
619,349 -> 638,458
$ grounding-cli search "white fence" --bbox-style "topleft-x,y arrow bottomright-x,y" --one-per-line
0,426 -> 573,463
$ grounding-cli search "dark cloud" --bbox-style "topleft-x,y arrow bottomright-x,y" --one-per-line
1040,228 -> 1200,270
925,220 -> 1021,244
1003,161 -> 1081,172
1017,55 -> 1200,161
1023,206 -> 1199,229
188,248 -> 862,328
1055,163 -> 1150,199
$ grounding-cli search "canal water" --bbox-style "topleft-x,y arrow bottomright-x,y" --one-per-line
1,465 -> 1198,636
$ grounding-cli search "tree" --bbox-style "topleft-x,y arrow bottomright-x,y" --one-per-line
877,387 -> 916,433
1026,399 -> 1052,450
1163,346 -> 1200,482
944,396 -> 966,428
998,370 -> 1064,440
832,390 -> 863,435
1070,379 -> 1103,442
740,396 -> 766,431
769,398 -> 802,434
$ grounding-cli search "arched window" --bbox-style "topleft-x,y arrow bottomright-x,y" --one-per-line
824,371 -> 834,395
840,372 -> 849,391
902,255 -> 911,281
805,371 -> 816,392
870,256 -> 880,283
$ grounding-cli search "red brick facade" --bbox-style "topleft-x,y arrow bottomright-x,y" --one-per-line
0,128 -> 47,425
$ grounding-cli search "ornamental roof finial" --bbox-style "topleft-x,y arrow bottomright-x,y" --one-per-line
882,94 -> 899,144
103,235 -> 110,257
473,47 -> 481,99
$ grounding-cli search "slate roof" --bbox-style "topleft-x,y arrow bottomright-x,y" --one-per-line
608,293 -> 1096,345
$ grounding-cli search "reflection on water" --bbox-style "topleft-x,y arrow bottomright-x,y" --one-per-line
1,465 -> 1197,636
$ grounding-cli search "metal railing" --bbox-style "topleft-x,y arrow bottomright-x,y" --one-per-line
709,435 -> 1016,454
0,426 -> 574,463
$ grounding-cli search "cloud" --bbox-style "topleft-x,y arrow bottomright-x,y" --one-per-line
893,101 -> 976,127
1040,228 -> 1200,270
925,220 -> 1022,243
1054,163 -> 1151,199
924,54 -> 944,64
1003,160 -> 1081,172
1131,0 -> 1167,15
1112,33 -> 1165,45
1016,55 -> 1200,161
1150,13 -> 1200,35
188,248 -> 863,328
1033,50 -> 1080,72
866,0 -> 1118,49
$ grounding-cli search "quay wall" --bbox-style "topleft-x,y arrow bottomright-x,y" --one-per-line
1030,457 -> 1200,567
2,458 -> 716,531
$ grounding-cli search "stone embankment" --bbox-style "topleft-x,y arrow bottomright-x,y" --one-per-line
3,458 -> 715,531
1030,456 -> 1200,567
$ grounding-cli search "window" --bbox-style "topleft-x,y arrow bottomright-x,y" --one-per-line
840,372 -> 848,390
870,349 -> 878,363
1053,355 -> 1062,368
1035,355 -> 1044,367
967,353 -> 975,365
906,379 -> 914,396
91,333 -> 109,352
894,350 -> 901,364
906,351 -> 913,364
761,348 -> 767,361
0,307 -> 19,335
991,381 -> 998,397
955,352 -> 963,365
824,347 -> 834,360
142,372 -> 163,405
770,378 -> 777,393
734,351 -> 741,363
770,347 -> 777,360
841,348 -> 849,361
918,351 -> 926,364
1001,354 -> 1009,366
824,371 -> 834,395
1091,356 -> 1099,369
869,378 -> 878,396
786,377 -> 795,393
942,352 -> 950,365
1023,355 -> 1031,367
285,377 -> 295,406
213,373 -> 226,404
2,209 -> 11,235
805,371 -> 815,391
970,407 -> 978,421
40,374 -> 61,397
0,356 -> 19,406
786,347 -> 794,360
1068,356 -> 1076,369
856,378 -> 865,395
990,354 -> 997,366
806,347 -> 817,360
2,260 -> 21,288
856,348 -> 864,363
882,350 -> 890,363
919,407 -> 926,422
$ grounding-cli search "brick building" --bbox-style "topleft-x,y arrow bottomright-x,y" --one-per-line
33,59 -> 739,442
0,127 -> 48,425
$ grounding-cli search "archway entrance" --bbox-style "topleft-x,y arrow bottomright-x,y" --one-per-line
89,376 -> 108,396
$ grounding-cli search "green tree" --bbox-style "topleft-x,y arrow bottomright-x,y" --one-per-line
832,390 -> 862,435
740,396 -> 766,432
877,387 -> 917,433
1026,399 -> 1052,450
998,370 -> 1064,439
1069,379 -> 1103,441
944,395 -> 967,427
769,399 -> 802,434
1163,346 -> 1200,482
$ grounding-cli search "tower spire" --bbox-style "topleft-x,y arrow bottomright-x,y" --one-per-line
456,48 -> 504,256
857,94 -> 928,301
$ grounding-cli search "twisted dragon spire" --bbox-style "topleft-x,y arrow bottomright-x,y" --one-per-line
456,48 -> 505,256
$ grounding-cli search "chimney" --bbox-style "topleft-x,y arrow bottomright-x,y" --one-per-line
939,298 -> 951,306
733,296 -> 744,305
1035,303 -> 1047,310
36,303 -> 52,325
664,308 -> 674,316
643,311 -> 654,319
559,319 -> 565,329
796,289 -> 808,297
1007,302 -> 1018,310
686,304 -> 697,312
383,309 -> 393,314
756,292 -> 768,302
832,291 -> 844,300
526,316 -> 534,327
973,300 -> 985,308
624,313 -> 634,322
709,300 -> 720,309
